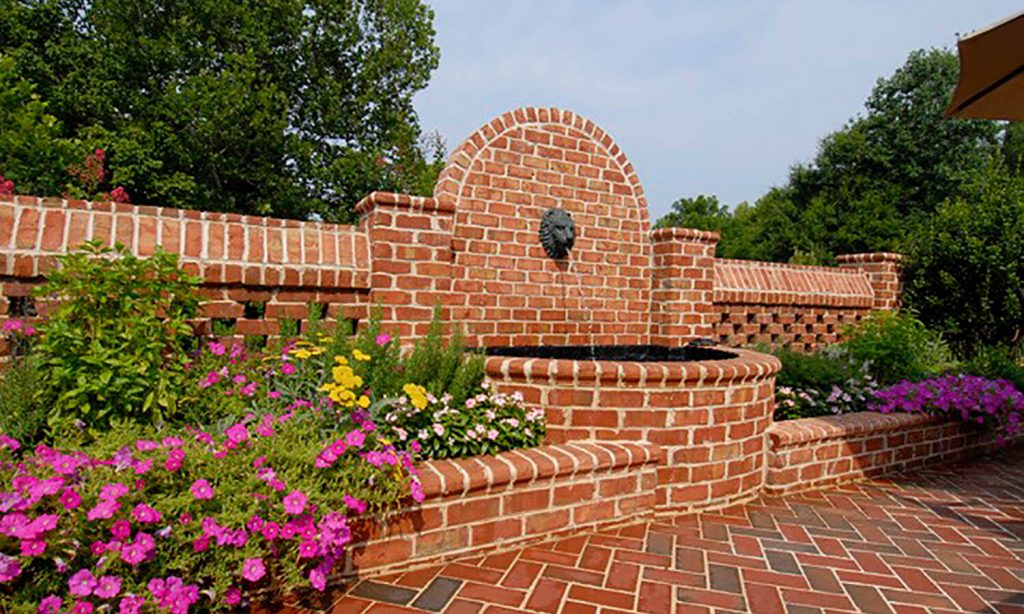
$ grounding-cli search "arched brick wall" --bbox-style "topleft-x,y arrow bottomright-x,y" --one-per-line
434,108 -> 653,347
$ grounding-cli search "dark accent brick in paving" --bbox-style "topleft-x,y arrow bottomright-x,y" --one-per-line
280,446 -> 1024,613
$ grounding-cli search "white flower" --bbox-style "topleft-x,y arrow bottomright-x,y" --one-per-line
465,398 -> 476,409
432,423 -> 445,436
396,428 -> 407,441
484,410 -> 496,421
418,429 -> 430,440
467,430 -> 477,440
504,418 -> 520,428
474,424 -> 486,435
487,429 -> 499,441
524,428 -> 533,437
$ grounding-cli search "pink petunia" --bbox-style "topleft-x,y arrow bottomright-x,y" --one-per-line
118,596 -> 144,614
208,341 -> 226,356
259,522 -> 280,541
280,362 -> 296,375
225,424 -> 249,444
94,576 -> 122,599
298,540 -> 318,559
343,495 -> 367,515
120,544 -> 146,566
38,595 -> 62,614
190,479 -> 214,500
241,558 -> 266,583
345,430 -> 365,448
68,569 -> 97,597
99,483 -> 129,501
282,490 -> 307,515
21,539 -> 45,556
224,588 -> 242,605
375,334 -> 391,346
71,601 -> 93,614
111,520 -> 132,541
86,500 -> 120,521
60,489 -> 82,510
132,504 -> 162,524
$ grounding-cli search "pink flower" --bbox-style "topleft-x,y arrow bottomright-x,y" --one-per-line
298,540 -> 318,559
69,569 -> 97,596
60,489 -> 82,510
280,362 -> 296,375
111,520 -> 132,541
241,558 -> 266,582
224,588 -> 241,605
39,595 -> 62,614
191,479 -> 214,500
86,500 -> 120,521
21,539 -> 46,556
120,544 -> 146,566
283,490 -> 307,515
132,503 -> 162,524
411,481 -> 425,503
208,341 -> 226,356
178,513 -> 192,525
94,576 -> 122,599
71,601 -> 93,614
260,522 -> 280,541
225,424 -> 249,444
343,495 -> 367,515
135,440 -> 159,452
345,430 -> 365,448
375,334 -> 391,346
0,554 -> 20,582
199,371 -> 220,388
0,435 -> 20,450
99,483 -> 129,501
3,320 -> 22,333
165,449 -> 185,472
118,596 -> 144,614
192,536 -> 209,553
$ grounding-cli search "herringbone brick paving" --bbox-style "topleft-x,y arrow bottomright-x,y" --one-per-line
290,446 -> 1024,613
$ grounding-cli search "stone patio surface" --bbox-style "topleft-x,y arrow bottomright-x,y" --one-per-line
290,446 -> 1024,613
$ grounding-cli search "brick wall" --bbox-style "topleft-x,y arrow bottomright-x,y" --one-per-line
484,348 -> 781,513
344,441 -> 661,575
765,412 -> 1013,495
0,196 -> 370,349
712,258 -> 882,351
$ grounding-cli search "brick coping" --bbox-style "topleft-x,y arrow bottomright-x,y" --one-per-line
767,411 -> 945,446
414,441 -> 662,500
483,346 -> 780,385
353,191 -> 453,217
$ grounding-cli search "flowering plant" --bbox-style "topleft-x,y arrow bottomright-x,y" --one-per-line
0,407 -> 421,612
378,382 -> 546,459
775,374 -> 880,421
870,374 -> 1023,442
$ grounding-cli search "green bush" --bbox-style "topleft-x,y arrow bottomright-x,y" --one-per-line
767,345 -> 864,391
0,353 -> 47,444
763,344 -> 878,421
961,345 -> 1024,392
33,242 -> 201,431
840,311 -> 954,385
903,164 -> 1024,357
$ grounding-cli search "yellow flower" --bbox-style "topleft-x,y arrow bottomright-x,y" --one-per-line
292,349 -> 312,360
294,340 -> 314,347
357,395 -> 370,408
402,383 -> 429,410
352,349 -> 371,362
309,346 -> 325,355
334,356 -> 349,366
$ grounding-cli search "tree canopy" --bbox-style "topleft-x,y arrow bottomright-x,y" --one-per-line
659,48 -> 1009,263
0,0 -> 441,222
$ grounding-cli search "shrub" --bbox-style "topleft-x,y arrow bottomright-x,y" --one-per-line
768,345 -> 864,391
903,164 -> 1024,357
0,406 -> 421,613
33,242 -> 200,432
871,374 -> 1022,442
961,345 -> 1024,393
840,311 -> 954,385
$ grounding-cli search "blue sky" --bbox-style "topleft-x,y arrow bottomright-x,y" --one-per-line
414,1 -> 1020,220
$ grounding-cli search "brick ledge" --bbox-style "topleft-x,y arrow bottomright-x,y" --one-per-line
768,412 -> 942,447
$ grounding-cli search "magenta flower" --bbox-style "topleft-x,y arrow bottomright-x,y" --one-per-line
309,565 -> 327,592
260,522 -> 280,541
411,481 -> 425,503
69,569 -> 97,597
224,588 -> 242,605
191,479 -> 214,500
375,334 -> 391,346
298,540 -> 318,559
0,555 -> 20,583
120,544 -> 146,566
208,341 -> 226,355
38,595 -> 62,614
280,362 -> 296,375
165,448 -> 185,472
99,483 -> 129,501
118,595 -> 144,614
86,500 -> 120,521
225,424 -> 250,444
192,536 -> 210,553
345,430 -> 365,448
343,495 -> 367,515
71,601 -> 93,614
60,489 -> 82,510
21,539 -> 46,556
0,435 -> 20,450
94,576 -> 122,599
111,520 -> 132,541
132,503 -> 162,524
283,490 -> 307,515
241,558 -> 266,582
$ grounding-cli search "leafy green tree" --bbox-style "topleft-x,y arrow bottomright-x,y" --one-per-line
903,162 -> 1024,357
0,0 -> 440,222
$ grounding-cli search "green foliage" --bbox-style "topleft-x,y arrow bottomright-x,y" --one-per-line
763,345 -> 878,421
0,0 -> 441,221
961,345 -> 1024,393
840,311 -> 954,385
903,164 -> 1024,357
0,354 -> 47,444
0,55 -> 78,195
400,306 -> 486,408
769,345 -> 863,391
33,242 -> 201,431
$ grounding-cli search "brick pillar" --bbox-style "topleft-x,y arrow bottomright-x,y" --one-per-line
356,191 -> 456,339
836,252 -> 902,310
650,227 -> 719,346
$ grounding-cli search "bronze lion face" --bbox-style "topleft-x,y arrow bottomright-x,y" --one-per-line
540,207 -> 575,260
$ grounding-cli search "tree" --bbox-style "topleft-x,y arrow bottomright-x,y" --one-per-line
903,162 -> 1024,357
0,0 -> 440,222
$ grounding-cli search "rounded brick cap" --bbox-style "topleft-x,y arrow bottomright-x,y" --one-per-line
650,227 -> 720,244
485,346 -> 780,385
836,252 -> 903,264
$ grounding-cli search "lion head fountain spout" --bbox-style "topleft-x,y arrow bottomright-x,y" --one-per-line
540,207 -> 575,260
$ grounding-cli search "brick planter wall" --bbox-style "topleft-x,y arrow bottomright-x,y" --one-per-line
342,441 -> 661,575
484,348 -> 781,513
765,412 -> 1009,495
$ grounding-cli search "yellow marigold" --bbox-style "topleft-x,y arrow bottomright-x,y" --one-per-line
294,340 -> 314,347
292,349 -> 312,360
309,346 -> 325,355
357,395 -> 370,408
352,349 -> 371,362
334,356 -> 349,365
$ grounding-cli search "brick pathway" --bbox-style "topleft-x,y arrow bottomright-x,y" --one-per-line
291,446 -> 1024,613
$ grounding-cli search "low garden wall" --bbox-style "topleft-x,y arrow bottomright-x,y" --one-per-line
343,441 -> 661,575
765,412 -> 1012,495
484,348 -> 781,513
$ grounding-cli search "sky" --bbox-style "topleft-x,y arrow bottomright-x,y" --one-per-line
413,1 -> 1021,220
